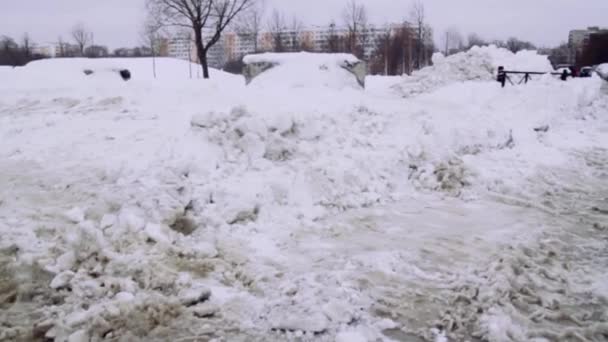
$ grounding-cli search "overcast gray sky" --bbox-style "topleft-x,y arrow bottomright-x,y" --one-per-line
1,0 -> 606,49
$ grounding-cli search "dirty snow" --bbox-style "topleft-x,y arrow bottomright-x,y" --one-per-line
1,50 -> 608,342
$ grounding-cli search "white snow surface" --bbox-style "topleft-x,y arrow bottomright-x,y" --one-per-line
1,51 -> 608,341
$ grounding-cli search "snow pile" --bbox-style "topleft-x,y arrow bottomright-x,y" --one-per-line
1,53 -> 608,341
597,63 -> 608,80
393,45 -> 553,97
243,52 -> 363,89
0,57 -> 243,90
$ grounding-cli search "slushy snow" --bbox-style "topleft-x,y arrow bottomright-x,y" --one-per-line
1,49 -> 608,342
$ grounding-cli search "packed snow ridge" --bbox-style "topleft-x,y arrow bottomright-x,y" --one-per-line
1,47 -> 608,342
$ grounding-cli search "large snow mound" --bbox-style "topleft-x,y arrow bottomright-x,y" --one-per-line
244,52 -> 362,89
393,45 -> 554,97
1,57 -> 242,89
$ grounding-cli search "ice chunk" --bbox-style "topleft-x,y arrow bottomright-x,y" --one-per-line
64,207 -> 85,223
336,331 -> 367,342
50,270 -> 75,289
114,291 -> 135,302
179,287 -> 212,306
67,329 -> 88,342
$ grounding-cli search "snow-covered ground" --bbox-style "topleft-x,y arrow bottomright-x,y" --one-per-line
1,49 -> 607,342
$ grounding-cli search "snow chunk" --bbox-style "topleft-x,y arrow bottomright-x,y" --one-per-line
336,331 -> 367,342
114,291 -> 135,302
64,207 -> 85,223
55,251 -> 76,272
100,214 -> 116,229
67,329 -> 88,342
144,223 -> 171,244
178,287 -> 211,306
192,302 -> 219,318
272,311 -> 329,333
50,270 -> 75,289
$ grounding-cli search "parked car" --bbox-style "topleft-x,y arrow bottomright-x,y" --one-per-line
579,67 -> 593,78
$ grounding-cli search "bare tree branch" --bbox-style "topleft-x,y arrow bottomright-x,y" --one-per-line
342,0 -> 367,57
71,23 -> 93,56
267,9 -> 286,52
147,0 -> 255,78
234,0 -> 265,52
409,0 -> 428,69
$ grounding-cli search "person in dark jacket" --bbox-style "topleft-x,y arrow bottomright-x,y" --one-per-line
497,66 -> 506,87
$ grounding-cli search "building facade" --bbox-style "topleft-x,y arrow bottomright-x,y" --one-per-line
568,27 -> 608,64
168,23 -> 416,70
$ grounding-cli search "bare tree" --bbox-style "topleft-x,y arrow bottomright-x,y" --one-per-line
147,0 -> 255,79
422,24 -> 434,66
22,33 -> 31,59
443,27 -> 463,55
288,15 -> 303,51
57,36 -> 76,57
409,0 -> 425,69
548,42 -> 571,67
141,14 -> 164,78
71,23 -> 93,56
466,33 -> 486,49
506,37 -> 536,53
369,25 -> 415,76
342,0 -> 367,57
234,0 -> 265,53
84,45 -> 109,58
326,21 -> 343,53
267,9 -> 286,52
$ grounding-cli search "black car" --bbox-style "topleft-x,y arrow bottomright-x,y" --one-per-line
579,67 -> 593,78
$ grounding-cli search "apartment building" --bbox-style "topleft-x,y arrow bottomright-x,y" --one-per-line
168,22 -> 416,68
568,27 -> 608,64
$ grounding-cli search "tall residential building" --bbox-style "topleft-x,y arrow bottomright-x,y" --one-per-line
168,35 -> 195,61
31,44 -> 56,57
568,27 -> 608,64
168,23 -> 416,69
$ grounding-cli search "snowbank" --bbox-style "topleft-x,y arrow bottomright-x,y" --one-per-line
597,63 -> 608,80
243,52 -> 364,89
0,57 -> 243,90
393,45 -> 553,97
1,46 -> 607,342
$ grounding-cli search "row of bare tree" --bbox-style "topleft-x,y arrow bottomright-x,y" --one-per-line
142,0 -> 439,78
0,34 -> 45,66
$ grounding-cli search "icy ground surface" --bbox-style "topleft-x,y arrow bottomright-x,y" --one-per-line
1,51 -> 608,342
